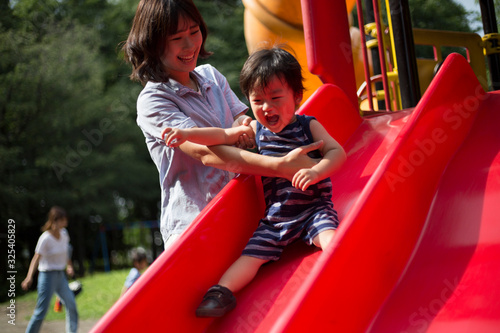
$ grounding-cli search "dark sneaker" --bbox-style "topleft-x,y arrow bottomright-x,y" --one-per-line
195,285 -> 236,317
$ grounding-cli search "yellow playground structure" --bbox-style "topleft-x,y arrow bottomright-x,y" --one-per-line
242,0 -> 499,111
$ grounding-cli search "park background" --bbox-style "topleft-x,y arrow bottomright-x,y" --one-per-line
0,0 -> 497,325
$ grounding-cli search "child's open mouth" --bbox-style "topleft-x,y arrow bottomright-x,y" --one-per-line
266,115 -> 279,126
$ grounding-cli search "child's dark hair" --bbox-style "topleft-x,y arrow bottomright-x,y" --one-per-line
239,45 -> 304,99
123,0 -> 212,85
131,247 -> 148,264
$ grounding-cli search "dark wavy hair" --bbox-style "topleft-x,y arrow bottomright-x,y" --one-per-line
239,45 -> 305,100
123,0 -> 212,85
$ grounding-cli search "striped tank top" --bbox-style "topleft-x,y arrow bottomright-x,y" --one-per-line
256,115 -> 334,226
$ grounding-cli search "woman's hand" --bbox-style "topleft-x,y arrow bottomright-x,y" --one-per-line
280,141 -> 324,180
66,265 -> 75,279
21,277 -> 33,291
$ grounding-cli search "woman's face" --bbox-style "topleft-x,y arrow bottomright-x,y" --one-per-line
54,217 -> 68,229
161,16 -> 203,84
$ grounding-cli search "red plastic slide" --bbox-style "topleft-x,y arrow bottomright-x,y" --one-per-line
91,53 -> 500,332
91,0 -> 500,329
274,54 -> 500,333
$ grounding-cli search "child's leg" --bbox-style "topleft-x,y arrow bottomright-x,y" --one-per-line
219,255 -> 268,293
312,229 -> 336,250
196,255 -> 268,317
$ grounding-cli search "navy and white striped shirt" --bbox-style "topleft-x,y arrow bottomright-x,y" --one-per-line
256,115 -> 334,227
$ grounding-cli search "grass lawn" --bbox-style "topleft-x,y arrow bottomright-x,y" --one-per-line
4,269 -> 129,322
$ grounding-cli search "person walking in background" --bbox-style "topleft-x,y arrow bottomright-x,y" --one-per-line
21,206 -> 79,333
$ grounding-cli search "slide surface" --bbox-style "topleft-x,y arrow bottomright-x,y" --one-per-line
274,54 -> 500,333
91,54 -> 500,332
368,85 -> 500,333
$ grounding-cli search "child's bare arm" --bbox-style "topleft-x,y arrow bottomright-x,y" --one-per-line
292,119 -> 346,191
162,124 -> 254,148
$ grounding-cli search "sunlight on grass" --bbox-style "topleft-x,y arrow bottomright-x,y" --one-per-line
7,270 -> 129,322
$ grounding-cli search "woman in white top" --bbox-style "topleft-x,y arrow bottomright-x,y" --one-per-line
22,206 -> 78,333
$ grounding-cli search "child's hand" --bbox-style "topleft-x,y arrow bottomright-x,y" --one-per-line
234,119 -> 255,149
162,127 -> 186,147
292,168 -> 320,191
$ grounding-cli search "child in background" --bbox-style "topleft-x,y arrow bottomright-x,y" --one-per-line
121,247 -> 149,296
162,46 -> 346,317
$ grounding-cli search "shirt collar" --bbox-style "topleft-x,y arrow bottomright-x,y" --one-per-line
166,71 -> 212,96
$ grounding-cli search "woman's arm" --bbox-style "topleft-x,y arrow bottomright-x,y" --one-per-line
138,91 -> 320,179
232,112 -> 251,127
66,258 -> 74,278
292,119 -> 346,190
178,139 -> 324,180
21,253 -> 41,290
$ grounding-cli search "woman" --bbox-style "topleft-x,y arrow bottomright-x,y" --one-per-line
22,206 -> 78,333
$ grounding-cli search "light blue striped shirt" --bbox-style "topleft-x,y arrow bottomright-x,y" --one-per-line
136,64 -> 248,244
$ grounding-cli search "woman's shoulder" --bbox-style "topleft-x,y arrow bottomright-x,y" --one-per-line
35,231 -> 55,250
194,64 -> 226,83
194,63 -> 217,75
139,81 -> 171,97
60,228 -> 69,239
37,231 -> 51,242
137,81 -> 177,110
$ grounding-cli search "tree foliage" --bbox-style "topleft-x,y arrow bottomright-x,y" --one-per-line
0,0 -> 161,287
468,0 -> 500,33
196,0 -> 247,99
409,0 -> 473,32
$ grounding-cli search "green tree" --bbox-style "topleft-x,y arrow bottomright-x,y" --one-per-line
469,0 -> 500,33
409,0 -> 473,32
0,0 -> 159,288
196,0 -> 248,100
